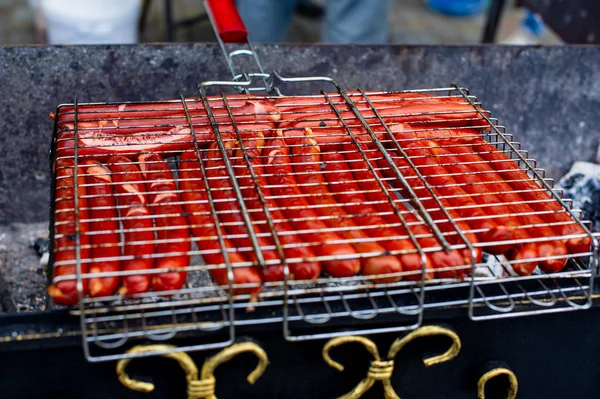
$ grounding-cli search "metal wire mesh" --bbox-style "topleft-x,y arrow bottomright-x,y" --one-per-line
48,81 -> 597,361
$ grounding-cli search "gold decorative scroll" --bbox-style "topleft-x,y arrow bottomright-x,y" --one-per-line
477,367 -> 518,399
322,325 -> 462,399
116,342 -> 269,399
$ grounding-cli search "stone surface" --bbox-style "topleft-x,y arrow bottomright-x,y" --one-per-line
1,44 -> 599,224
0,222 -> 48,312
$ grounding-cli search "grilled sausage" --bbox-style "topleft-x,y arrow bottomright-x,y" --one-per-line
82,161 -> 121,297
291,130 -> 400,281
59,98 -> 280,124
374,150 -> 483,272
275,91 -> 465,108
48,159 -> 90,305
277,111 -> 375,151
107,156 -> 155,295
55,113 -> 274,159
398,140 -> 512,253
322,152 -> 427,281
179,151 -> 263,294
423,142 -> 539,275
264,130 -> 360,277
138,153 -> 191,292
474,141 -> 592,256
233,134 -> 322,281
277,110 -> 484,153
447,144 -> 569,273
343,150 -> 468,279
275,92 -> 483,125
276,100 -> 484,131
205,138 -> 281,269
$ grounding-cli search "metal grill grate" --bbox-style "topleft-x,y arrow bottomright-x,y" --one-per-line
47,79 -> 597,361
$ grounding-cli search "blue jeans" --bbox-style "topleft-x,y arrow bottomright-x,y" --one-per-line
236,0 -> 391,44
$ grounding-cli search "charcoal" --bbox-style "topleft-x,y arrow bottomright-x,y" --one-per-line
33,236 -> 49,257
557,161 -> 600,232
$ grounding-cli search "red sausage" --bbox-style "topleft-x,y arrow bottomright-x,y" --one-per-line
374,150 -> 483,272
292,130 -> 401,281
275,91 -> 459,109
383,126 -> 484,147
205,138 -> 281,268
82,161 -> 121,297
343,150 -> 468,279
474,141 -> 592,255
138,153 -> 191,292
233,134 -> 322,281
447,144 -> 569,273
264,131 -> 361,277
398,139 -> 512,253
423,142 -> 539,275
322,152 -> 428,281
48,159 -> 90,305
420,139 -> 520,251
277,99 -> 484,130
276,91 -> 483,125
179,151 -> 263,295
277,107 -> 483,152
107,156 -> 155,295
277,111 -> 377,151
58,98 -> 280,125
55,120 -> 275,160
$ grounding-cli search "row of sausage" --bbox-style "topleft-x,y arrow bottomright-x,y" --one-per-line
49,92 -> 592,305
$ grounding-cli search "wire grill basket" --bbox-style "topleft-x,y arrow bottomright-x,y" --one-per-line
46,1 -> 598,362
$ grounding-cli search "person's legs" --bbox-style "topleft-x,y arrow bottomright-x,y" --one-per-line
323,0 -> 391,44
236,0 -> 299,42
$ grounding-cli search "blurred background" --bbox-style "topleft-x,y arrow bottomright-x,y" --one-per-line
1,0 -> 580,46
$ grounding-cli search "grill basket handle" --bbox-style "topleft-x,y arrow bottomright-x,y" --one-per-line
205,0 -> 248,43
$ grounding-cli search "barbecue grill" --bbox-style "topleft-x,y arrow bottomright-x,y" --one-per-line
2,1 -> 600,398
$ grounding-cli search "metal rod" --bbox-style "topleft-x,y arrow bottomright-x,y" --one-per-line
72,98 -> 93,360
482,0 -> 507,43
198,86 -> 267,269
180,94 -> 236,346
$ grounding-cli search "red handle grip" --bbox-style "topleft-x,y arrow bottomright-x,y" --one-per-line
206,0 -> 248,43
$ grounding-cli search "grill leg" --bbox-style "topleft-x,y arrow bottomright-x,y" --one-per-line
139,0 -> 152,35
164,0 -> 174,42
295,0 -> 325,20
482,0 -> 507,43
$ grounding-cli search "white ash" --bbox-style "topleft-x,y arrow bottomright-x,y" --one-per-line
473,253 -> 513,279
557,161 -> 600,232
